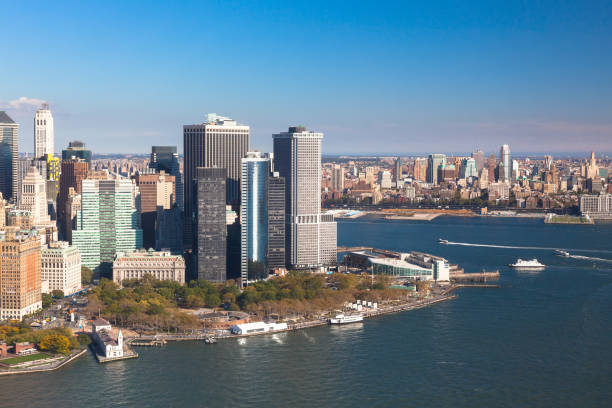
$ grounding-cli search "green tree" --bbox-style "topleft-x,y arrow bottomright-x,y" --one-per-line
42,293 -> 54,308
51,289 -> 64,299
81,266 -> 94,285
39,334 -> 71,354
77,333 -> 91,347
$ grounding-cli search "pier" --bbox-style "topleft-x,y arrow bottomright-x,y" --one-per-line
451,271 -> 500,282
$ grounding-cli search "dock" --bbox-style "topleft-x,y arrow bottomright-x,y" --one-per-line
451,271 -> 500,282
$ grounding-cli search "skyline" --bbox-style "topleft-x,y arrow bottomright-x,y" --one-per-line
2,1 -> 612,154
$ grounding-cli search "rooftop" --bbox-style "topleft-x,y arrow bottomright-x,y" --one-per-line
0,111 -> 16,124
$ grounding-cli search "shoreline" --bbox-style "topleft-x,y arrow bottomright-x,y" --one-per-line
0,347 -> 88,376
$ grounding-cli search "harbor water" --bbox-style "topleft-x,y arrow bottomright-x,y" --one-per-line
0,216 -> 611,407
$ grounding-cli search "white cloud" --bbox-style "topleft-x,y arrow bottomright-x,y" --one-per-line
1,96 -> 47,111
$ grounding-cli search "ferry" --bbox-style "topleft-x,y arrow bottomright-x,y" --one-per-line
329,313 -> 364,325
509,259 -> 546,269
438,238 -> 449,244
554,249 -> 570,257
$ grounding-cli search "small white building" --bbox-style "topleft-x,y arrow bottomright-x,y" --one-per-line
91,318 -> 123,358
230,321 -> 288,335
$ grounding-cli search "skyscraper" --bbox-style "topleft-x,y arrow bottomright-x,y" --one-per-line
241,152 -> 270,283
273,126 -> 337,269
133,171 -> 175,249
34,104 -> 54,158
500,144 -> 511,182
183,114 -> 249,248
331,164 -> 345,192
195,167 -> 227,282
427,154 -> 446,185
0,230 -> 42,321
62,141 -> 92,163
267,173 -> 286,273
413,158 -> 428,182
150,146 -> 182,210
459,158 -> 477,179
0,112 -> 18,201
72,178 -> 143,275
472,149 -> 485,172
59,160 -> 89,241
487,154 -> 497,182
395,157 -> 402,183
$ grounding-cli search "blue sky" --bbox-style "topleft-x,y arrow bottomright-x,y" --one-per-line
2,1 -> 611,155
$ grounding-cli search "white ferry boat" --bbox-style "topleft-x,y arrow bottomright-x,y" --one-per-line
554,250 -> 570,257
329,313 -> 364,325
509,259 -> 546,269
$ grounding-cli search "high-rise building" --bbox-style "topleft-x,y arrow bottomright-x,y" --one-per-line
500,144 -> 511,182
427,154 -> 446,185
267,173 -> 286,273
59,159 -> 89,241
585,151 -> 600,180
72,179 -> 143,275
413,158 -> 428,182
241,152 -> 270,283
460,158 -> 477,179
0,230 -> 42,321
395,157 -> 402,183
331,164 -> 345,192
195,167 -> 227,282
472,149 -> 485,172
0,112 -> 18,201
487,154 -> 497,183
0,193 -> 5,228
183,114 -> 249,248
62,141 -> 92,163
133,171 -> 175,249
41,241 -> 81,296
150,146 -> 182,210
34,104 -> 54,158
19,167 -> 51,227
273,126 -> 337,269
580,194 -> 612,219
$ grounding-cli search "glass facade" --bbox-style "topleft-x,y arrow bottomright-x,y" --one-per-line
371,260 -> 433,279
241,155 -> 270,283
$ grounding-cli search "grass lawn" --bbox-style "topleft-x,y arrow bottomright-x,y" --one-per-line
0,353 -> 52,366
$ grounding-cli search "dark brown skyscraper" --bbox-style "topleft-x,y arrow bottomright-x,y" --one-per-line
487,154 -> 496,183
133,171 -> 175,249
59,159 -> 89,240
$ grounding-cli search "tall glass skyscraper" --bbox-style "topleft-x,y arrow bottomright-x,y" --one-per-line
427,154 -> 446,185
0,112 -> 18,201
72,178 -> 143,276
150,145 -> 183,210
240,152 -> 270,283
500,144 -> 511,182
62,140 -> 92,163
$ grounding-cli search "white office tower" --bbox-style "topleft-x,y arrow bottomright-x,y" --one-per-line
19,166 -> 51,226
273,126 -> 337,270
41,241 -> 82,296
500,144 -> 511,183
34,104 -> 54,158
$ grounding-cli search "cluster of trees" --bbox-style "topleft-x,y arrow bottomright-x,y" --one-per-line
0,325 -> 86,354
87,272 -> 414,329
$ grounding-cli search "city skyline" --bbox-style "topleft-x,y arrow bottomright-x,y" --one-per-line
2,2 -> 612,154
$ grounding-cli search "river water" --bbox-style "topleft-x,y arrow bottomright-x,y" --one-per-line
1,216 -> 611,407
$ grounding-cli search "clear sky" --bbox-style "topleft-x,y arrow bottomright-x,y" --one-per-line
2,1 -> 611,155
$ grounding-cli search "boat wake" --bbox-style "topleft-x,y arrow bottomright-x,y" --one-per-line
443,241 -> 612,255
569,255 -> 612,263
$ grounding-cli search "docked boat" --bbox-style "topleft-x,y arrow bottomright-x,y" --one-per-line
329,313 -> 364,325
554,249 -> 570,257
438,238 -> 449,244
509,259 -> 546,269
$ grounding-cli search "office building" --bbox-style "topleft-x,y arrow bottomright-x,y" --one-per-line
267,173 -> 286,273
580,194 -> 612,219
395,157 -> 402,183
585,151 -> 600,180
273,126 -> 337,269
427,154 -> 446,185
34,104 -> 54,158
489,182 -> 510,200
155,205 -> 183,253
331,164 -> 344,192
72,179 -> 143,275
59,160 -> 89,240
487,154 -> 497,183
41,241 -> 81,296
112,249 -> 186,286
62,140 -> 92,163
19,166 -> 51,227
0,230 -> 42,321
0,193 -> 5,228
413,158 -> 428,182
183,114 -> 249,248
133,171 -> 175,249
0,112 -> 18,201
472,149 -> 485,171
460,158 -> 477,179
149,146 -> 182,210
500,144 -> 511,182
380,171 -> 393,189
195,167 -> 227,282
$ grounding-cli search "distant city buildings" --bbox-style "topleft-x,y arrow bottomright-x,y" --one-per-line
427,154 -> 446,185
149,146 -> 182,210
331,164 -> 344,192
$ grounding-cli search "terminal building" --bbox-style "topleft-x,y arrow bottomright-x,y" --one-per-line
345,250 -> 451,282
